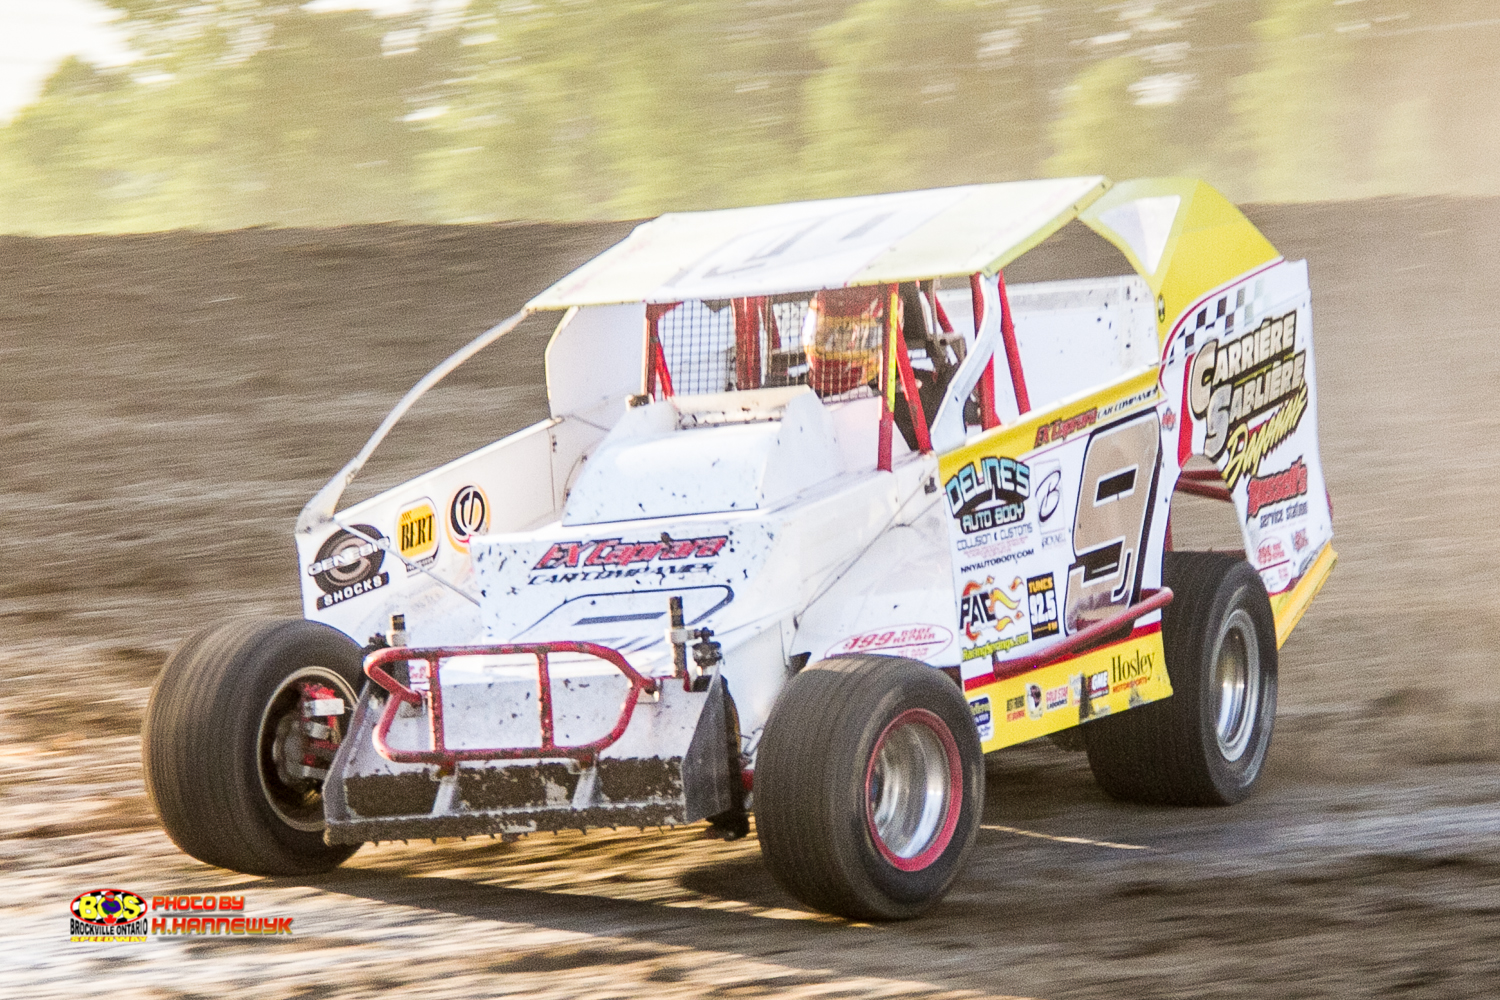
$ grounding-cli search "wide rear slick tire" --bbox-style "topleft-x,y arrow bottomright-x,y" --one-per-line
142,618 -> 364,875
755,655 -> 983,920
1084,552 -> 1278,805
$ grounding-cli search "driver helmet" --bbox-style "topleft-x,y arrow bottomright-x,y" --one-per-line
803,285 -> 884,396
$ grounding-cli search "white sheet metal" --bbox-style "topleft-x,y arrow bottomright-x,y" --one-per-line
528,177 -> 1109,308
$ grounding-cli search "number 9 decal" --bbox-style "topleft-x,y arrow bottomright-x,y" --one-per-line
1064,411 -> 1161,633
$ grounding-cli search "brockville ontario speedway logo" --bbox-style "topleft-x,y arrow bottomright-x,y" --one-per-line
70,889 -> 149,942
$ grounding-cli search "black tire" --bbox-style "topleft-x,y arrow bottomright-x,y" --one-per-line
1084,551 -> 1278,805
142,618 -> 365,875
755,655 -> 983,920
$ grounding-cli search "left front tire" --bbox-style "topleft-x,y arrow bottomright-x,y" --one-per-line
142,618 -> 364,875
754,655 -> 983,920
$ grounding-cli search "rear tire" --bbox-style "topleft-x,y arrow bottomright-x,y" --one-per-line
1084,552 -> 1277,805
142,618 -> 364,875
755,655 -> 983,920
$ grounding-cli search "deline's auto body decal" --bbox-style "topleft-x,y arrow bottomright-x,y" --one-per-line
944,456 -> 1030,535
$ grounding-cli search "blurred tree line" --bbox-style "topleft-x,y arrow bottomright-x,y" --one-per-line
2,0 -> 1496,233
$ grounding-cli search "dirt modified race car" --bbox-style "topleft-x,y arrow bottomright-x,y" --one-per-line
144,176 -> 1336,919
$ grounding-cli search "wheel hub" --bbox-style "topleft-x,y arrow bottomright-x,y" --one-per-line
1212,607 -> 1261,762
258,667 -> 356,832
866,709 -> 961,869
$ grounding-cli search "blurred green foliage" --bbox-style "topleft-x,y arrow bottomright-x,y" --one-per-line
1,0 -> 1495,232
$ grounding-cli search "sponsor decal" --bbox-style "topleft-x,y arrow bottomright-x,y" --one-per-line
944,456 -> 1030,535
1044,684 -> 1070,712
1109,649 -> 1156,694
1293,528 -> 1309,552
397,498 -> 439,568
1034,406 -> 1098,447
970,696 -> 994,741
71,889 -> 148,942
827,624 -> 953,660
1246,458 -> 1308,518
1257,537 -> 1288,567
1162,407 -> 1176,432
446,484 -> 489,550
1025,683 -> 1044,720
1026,573 -> 1059,640
1005,693 -> 1026,723
1188,310 -> 1309,487
959,576 -> 1032,661
533,535 -> 727,571
1034,465 -> 1062,523
1098,387 -> 1157,420
954,522 -> 1034,574
1088,670 -> 1110,700
308,525 -> 389,610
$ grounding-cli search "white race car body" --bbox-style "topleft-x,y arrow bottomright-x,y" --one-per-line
299,177 -> 1336,844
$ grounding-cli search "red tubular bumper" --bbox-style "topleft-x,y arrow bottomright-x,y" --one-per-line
363,642 -> 660,768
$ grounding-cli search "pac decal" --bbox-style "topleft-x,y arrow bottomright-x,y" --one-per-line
958,575 -> 1030,661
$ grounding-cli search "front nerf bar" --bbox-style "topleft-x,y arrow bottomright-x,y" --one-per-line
363,642 -> 660,769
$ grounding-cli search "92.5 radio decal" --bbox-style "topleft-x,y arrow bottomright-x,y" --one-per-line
1026,573 -> 1059,640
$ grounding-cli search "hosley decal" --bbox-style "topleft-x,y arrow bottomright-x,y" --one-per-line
1187,310 -> 1307,467
945,456 -> 1030,535
1109,649 -> 1155,694
1246,458 -> 1308,518
532,535 -> 728,571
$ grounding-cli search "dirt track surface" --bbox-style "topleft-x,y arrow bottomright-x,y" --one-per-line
5,202 -> 1500,997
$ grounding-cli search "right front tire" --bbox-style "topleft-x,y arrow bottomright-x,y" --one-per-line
754,655 -> 984,920
1084,551 -> 1278,805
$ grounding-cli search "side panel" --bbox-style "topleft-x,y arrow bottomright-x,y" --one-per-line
964,630 -> 1170,749
935,367 -> 1175,752
1160,258 -> 1335,599
294,419 -> 560,648
791,494 -> 961,669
